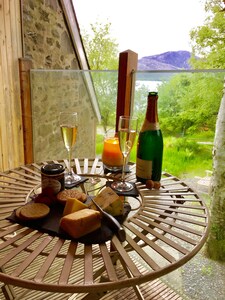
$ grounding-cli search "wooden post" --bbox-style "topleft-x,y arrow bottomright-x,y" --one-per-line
19,58 -> 33,164
115,50 -> 138,132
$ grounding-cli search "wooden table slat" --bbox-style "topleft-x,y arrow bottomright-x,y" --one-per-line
9,170 -> 40,183
0,184 -> 32,192
90,158 -> 100,174
0,231 -> 43,267
19,165 -> 41,177
11,235 -> 53,277
124,222 -> 177,263
99,243 -> 118,282
111,235 -> 142,277
140,210 -> 204,237
74,158 -> 82,174
131,217 -> 190,255
0,223 -> 22,238
84,244 -> 93,284
144,204 -> 207,219
143,207 -> 207,227
125,234 -> 161,271
145,197 -> 203,202
34,238 -> 65,283
0,172 -> 39,186
59,241 -> 78,285
83,158 -> 89,174
145,201 -> 207,211
135,214 -> 199,246
0,178 -> 34,189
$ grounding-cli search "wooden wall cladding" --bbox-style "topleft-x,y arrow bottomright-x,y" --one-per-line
0,0 -> 24,171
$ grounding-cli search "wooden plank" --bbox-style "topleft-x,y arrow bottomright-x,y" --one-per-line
111,235 -> 141,277
34,238 -> 65,283
9,0 -> 24,168
11,235 -> 53,277
115,50 -> 138,132
99,243 -> 118,282
19,58 -> 33,164
0,0 -> 10,171
84,244 -> 93,284
132,218 -> 189,255
125,234 -> 161,271
140,210 -> 204,236
0,0 -> 23,171
124,222 -> 176,263
0,231 -> 42,265
135,214 -> 198,245
59,241 -> 78,284
143,207 -> 207,227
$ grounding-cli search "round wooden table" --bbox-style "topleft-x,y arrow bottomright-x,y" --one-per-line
0,158 -> 209,298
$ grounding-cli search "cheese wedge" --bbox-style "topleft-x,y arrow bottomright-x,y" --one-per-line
89,187 -> 123,216
63,197 -> 87,216
60,208 -> 101,239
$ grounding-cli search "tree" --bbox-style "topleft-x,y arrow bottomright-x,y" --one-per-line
156,72 -> 222,136
133,84 -> 149,130
208,82 -> 225,260
190,0 -> 225,260
82,21 -> 119,70
190,0 -> 225,68
81,21 -> 119,132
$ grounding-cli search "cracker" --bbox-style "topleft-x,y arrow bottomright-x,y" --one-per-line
20,203 -> 50,220
57,189 -> 87,205
15,207 -> 27,221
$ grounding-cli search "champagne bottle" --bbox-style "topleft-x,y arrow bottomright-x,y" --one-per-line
136,92 -> 163,183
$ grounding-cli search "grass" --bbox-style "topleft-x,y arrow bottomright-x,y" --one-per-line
96,132 -> 213,179
162,136 -> 213,178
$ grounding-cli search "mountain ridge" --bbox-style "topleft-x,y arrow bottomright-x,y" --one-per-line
138,50 -> 193,70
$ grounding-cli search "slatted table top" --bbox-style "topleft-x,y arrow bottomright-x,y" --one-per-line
0,158 -> 209,295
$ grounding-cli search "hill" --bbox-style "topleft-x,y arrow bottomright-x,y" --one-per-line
138,50 -> 193,70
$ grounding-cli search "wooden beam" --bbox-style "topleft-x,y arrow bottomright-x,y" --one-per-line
115,50 -> 138,132
19,58 -> 33,164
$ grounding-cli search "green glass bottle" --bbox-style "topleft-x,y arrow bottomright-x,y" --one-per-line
136,92 -> 163,183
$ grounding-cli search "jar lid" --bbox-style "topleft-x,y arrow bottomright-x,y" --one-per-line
41,163 -> 65,175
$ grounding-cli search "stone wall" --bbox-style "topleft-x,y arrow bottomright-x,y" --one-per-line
22,0 -> 97,161
22,0 -> 78,70
30,70 -> 96,161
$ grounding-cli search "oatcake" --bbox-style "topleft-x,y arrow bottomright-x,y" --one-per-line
56,189 -> 87,204
19,203 -> 50,220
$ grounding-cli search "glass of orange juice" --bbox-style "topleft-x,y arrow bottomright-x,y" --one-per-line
102,133 -> 123,172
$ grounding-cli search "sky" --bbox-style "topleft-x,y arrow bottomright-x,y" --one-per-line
73,0 -> 206,58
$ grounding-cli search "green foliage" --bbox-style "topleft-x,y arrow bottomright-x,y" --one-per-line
162,137 -> 213,178
190,0 -> 225,68
82,21 -> 119,70
133,84 -> 150,130
81,21 -> 119,132
92,71 -> 118,132
157,72 -> 224,136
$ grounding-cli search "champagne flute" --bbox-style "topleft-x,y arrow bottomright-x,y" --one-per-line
111,116 -> 137,192
59,112 -> 81,185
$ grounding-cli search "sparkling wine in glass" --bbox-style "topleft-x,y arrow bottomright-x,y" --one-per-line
111,116 -> 137,192
59,112 -> 81,185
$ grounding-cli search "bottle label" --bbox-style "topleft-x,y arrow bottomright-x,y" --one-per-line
136,157 -> 152,179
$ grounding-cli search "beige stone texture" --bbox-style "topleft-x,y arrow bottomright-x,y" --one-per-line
22,0 -> 98,162
30,70 -> 96,161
